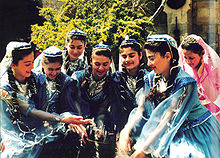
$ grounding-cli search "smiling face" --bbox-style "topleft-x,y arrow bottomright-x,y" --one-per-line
120,47 -> 142,75
42,62 -> 62,80
65,39 -> 87,61
146,49 -> 171,79
182,49 -> 202,69
91,54 -> 111,81
11,52 -> 34,82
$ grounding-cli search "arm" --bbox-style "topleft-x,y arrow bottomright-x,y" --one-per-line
133,83 -> 196,156
199,65 -> 220,102
17,97 -> 91,124
117,91 -> 146,152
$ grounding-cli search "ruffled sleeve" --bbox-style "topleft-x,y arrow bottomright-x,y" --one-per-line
197,64 -> 220,102
134,82 -> 200,157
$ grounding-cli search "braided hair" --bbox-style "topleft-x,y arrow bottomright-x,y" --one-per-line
144,40 -> 179,105
81,43 -> 112,93
8,47 -> 37,120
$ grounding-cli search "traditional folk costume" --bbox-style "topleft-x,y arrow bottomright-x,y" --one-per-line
179,34 -> 220,123
62,29 -> 88,76
71,43 -> 118,158
34,46 -> 81,158
112,38 -> 149,131
129,68 -> 220,157
34,29 -> 88,76
124,35 -> 220,158
0,42 -> 64,158
34,46 -> 78,114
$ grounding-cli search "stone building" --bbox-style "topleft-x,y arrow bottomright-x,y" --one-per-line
154,0 -> 220,55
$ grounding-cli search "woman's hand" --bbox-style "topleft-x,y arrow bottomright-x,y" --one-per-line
69,124 -> 88,144
117,129 -> 131,153
130,150 -> 146,158
62,115 -> 92,125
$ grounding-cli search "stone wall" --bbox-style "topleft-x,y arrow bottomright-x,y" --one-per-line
161,0 -> 219,55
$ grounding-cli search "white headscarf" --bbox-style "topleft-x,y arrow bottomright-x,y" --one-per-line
0,41 -> 31,78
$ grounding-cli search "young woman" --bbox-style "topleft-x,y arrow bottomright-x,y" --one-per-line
179,34 -> 220,122
34,28 -> 88,76
0,42 -> 90,158
117,35 -> 220,158
112,36 -> 148,132
36,46 -> 79,114
72,43 -> 118,158
62,28 -> 88,76
36,46 -> 90,157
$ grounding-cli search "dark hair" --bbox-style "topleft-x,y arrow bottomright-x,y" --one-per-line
7,68 -> 37,121
144,41 -> 179,104
42,55 -> 63,65
12,48 -> 33,65
120,43 -> 142,56
144,41 -> 179,67
66,34 -> 86,43
180,36 -> 204,55
92,49 -> 112,59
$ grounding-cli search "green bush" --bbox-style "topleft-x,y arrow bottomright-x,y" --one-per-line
31,0 -> 154,65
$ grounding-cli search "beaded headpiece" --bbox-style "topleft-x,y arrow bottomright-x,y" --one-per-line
147,34 -> 177,49
120,35 -> 141,48
67,28 -> 86,37
1,41 -> 32,78
146,34 -> 178,61
43,46 -> 63,57
92,42 -> 111,53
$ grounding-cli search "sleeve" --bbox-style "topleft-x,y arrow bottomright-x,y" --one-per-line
56,78 -> 80,115
134,83 -> 199,156
0,89 -> 35,117
71,70 -> 85,87
199,65 -> 220,102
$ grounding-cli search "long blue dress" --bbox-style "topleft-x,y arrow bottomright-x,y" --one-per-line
35,72 -> 80,158
0,72 -> 63,158
72,68 -> 120,158
128,67 -> 220,157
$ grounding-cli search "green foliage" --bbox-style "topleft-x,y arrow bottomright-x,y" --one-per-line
31,0 -> 154,55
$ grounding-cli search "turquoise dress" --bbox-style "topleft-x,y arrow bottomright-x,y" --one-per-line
0,72 -> 64,158
128,67 -> 220,157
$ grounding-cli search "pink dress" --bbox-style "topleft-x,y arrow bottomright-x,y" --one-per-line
179,34 -> 220,123
182,63 -> 220,123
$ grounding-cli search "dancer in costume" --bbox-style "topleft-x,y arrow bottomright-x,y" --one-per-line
0,42 -> 90,158
112,36 -> 149,132
62,28 -> 88,76
35,46 -> 89,157
34,28 -> 88,76
72,43 -> 118,158
117,34 -> 220,158
178,34 -> 220,122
